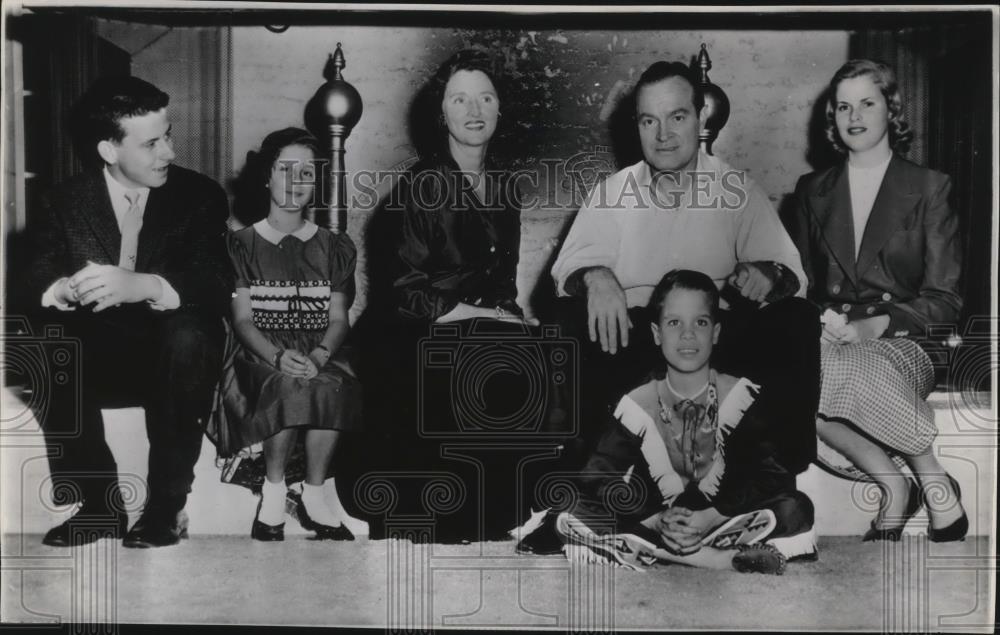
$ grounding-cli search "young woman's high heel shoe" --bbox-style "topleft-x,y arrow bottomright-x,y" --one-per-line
927,473 -> 969,543
862,477 -> 922,542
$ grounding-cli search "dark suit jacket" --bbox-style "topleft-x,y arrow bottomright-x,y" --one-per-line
790,155 -> 962,339
28,165 -> 232,319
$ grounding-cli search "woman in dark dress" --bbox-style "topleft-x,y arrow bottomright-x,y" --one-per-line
791,60 -> 967,542
219,128 -> 364,542
357,50 -> 566,542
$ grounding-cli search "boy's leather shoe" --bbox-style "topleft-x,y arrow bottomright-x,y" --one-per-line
122,508 -> 189,549
42,506 -> 127,547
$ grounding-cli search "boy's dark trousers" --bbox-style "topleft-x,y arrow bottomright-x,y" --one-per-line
38,306 -> 224,521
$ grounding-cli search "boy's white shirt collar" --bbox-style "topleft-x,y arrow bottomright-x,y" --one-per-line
253,218 -> 319,245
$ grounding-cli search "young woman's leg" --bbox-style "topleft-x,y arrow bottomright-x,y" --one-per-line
817,419 -> 914,529
905,450 -> 965,530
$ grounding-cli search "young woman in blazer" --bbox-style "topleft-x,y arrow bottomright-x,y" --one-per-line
791,59 -> 967,542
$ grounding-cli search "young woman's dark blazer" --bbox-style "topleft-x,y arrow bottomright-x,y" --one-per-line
790,154 -> 963,340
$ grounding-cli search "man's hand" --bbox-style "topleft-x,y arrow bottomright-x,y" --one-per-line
583,267 -> 631,355
726,263 -> 774,303
69,261 -> 162,312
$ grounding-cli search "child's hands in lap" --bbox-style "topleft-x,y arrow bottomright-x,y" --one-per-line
659,507 -> 727,554
658,507 -> 703,554
280,349 -> 319,380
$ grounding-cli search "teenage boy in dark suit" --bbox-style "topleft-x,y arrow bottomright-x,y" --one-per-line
28,76 -> 232,548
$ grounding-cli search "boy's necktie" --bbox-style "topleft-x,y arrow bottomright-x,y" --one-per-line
119,190 -> 142,270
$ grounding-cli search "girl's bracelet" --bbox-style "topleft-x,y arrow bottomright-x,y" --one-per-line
271,349 -> 285,369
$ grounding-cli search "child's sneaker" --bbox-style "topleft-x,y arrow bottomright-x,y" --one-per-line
701,509 -> 776,550
732,543 -> 787,575
555,512 -> 656,571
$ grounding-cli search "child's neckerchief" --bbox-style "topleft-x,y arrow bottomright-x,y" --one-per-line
656,371 -> 720,483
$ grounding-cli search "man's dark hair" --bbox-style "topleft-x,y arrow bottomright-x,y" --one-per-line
647,268 -> 720,324
70,76 -> 169,164
634,61 -> 705,114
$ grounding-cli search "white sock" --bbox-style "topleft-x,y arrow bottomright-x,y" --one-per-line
259,478 -> 286,526
325,478 -> 369,536
301,482 -> 341,527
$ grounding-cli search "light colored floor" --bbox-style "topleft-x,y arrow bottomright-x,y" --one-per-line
1,534 -> 993,630
1,388 -> 996,630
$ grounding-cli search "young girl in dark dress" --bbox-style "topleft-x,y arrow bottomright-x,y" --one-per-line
221,128 -> 363,541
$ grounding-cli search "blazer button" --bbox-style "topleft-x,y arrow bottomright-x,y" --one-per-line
866,306 -> 876,315
841,303 -> 852,312
831,284 -> 841,294
490,245 -> 496,253
882,292 -> 892,301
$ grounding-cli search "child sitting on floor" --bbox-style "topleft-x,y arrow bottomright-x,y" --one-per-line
554,269 -> 818,574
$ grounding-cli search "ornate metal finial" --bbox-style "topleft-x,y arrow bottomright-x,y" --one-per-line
694,43 -> 730,156
323,43 -> 347,82
306,43 -> 364,233
697,43 -> 712,82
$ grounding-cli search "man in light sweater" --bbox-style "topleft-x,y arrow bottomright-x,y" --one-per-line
549,61 -> 820,479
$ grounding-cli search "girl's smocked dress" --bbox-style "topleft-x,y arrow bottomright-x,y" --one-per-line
215,219 -> 362,457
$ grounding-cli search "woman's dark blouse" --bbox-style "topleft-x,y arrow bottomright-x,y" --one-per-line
390,157 -> 523,321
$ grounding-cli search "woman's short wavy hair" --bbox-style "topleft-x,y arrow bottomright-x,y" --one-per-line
825,59 -> 913,155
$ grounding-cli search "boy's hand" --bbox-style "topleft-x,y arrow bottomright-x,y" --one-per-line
658,507 -> 702,554
52,277 -> 78,306
659,507 -> 730,554
69,261 -> 162,311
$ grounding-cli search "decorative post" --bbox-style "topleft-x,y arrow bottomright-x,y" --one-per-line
306,43 -> 363,233
696,43 -> 730,156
